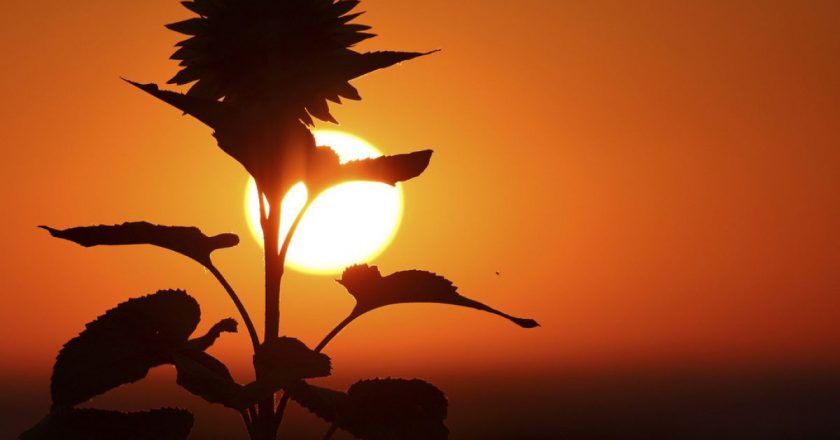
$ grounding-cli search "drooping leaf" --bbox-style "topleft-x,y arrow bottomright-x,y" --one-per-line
51,290 -> 235,409
337,265 -> 540,328
234,338 -> 331,408
284,381 -> 348,423
288,378 -> 448,440
40,222 -> 238,266
125,79 -> 317,202
306,147 -> 433,195
122,79 -> 231,130
186,317 -> 237,352
174,350 -> 242,408
20,408 -> 193,440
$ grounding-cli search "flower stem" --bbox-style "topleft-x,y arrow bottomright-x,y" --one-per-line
258,187 -> 281,439
322,424 -> 338,440
274,393 -> 291,428
239,409 -> 256,439
273,312 -> 358,429
206,262 -> 260,350
261,191 -> 282,342
315,312 -> 358,353
270,198 -> 314,432
278,198 -> 312,269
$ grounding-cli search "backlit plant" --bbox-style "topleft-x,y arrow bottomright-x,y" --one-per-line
23,1 -> 538,439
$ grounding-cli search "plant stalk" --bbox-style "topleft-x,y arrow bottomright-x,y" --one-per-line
262,191 -> 321,435
206,263 -> 260,350
239,409 -> 256,439
322,424 -> 339,440
273,312 -> 358,429
278,198 -> 312,268
257,188 -> 280,440
262,191 -> 282,342
315,312 -> 358,353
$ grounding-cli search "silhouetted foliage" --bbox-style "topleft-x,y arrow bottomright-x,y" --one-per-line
125,0 -> 436,203
338,264 -> 540,328
126,78 -> 433,206
29,1 -> 538,439
52,290 -> 200,408
254,338 -> 332,382
186,317 -> 238,351
289,378 -> 448,440
174,350 -> 242,409
285,381 -> 348,424
306,147 -> 433,195
20,408 -> 193,440
39,222 -> 238,266
234,338 -> 333,408
165,0 -> 434,125
345,379 -> 448,440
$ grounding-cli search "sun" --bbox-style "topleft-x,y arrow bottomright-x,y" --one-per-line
244,130 -> 403,274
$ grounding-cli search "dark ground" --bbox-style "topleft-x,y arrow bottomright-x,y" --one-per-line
4,366 -> 840,439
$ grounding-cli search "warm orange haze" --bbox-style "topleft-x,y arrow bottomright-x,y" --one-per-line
2,0 -> 840,438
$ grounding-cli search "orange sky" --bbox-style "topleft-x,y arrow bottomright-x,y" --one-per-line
1,0 -> 839,397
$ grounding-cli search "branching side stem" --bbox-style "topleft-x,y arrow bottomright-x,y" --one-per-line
206,262 -> 260,350
322,424 -> 339,440
278,198 -> 313,268
315,312 -> 358,353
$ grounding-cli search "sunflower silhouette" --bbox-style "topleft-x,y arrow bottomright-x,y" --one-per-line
28,3 -> 541,439
129,0 -> 436,202
167,0 -> 434,125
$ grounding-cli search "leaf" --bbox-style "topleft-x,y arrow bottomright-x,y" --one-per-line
123,79 -> 230,130
342,50 -> 439,79
284,381 -> 348,423
306,147 -> 433,195
125,79 -> 318,202
174,350 -> 242,408
186,317 -> 237,352
234,338 -> 331,408
344,378 -> 448,440
337,265 -> 540,328
51,290 -> 235,408
253,338 -> 332,382
40,221 -> 238,266
20,408 -> 193,440
288,378 -> 448,440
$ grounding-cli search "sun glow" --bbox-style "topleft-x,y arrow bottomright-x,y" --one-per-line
245,130 -> 404,274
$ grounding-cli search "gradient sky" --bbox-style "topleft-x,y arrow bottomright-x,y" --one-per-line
1,0 -> 839,436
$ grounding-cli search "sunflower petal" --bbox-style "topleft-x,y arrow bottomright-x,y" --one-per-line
165,18 -> 206,36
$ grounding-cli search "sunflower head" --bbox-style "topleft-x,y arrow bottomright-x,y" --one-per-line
168,0 -> 432,125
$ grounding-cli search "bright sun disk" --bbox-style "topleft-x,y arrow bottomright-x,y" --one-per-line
244,130 -> 403,274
